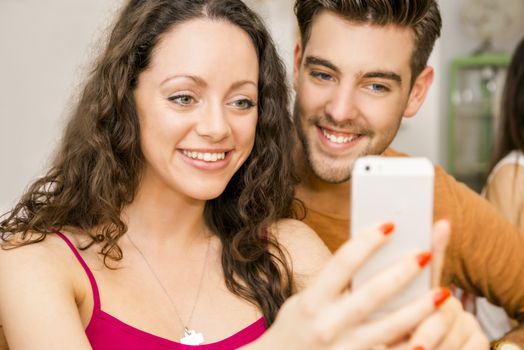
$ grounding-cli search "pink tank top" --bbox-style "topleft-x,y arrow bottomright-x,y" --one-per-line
56,232 -> 266,349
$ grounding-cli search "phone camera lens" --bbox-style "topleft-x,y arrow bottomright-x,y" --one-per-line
365,165 -> 371,171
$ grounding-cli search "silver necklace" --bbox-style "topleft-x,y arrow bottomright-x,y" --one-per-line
127,233 -> 211,345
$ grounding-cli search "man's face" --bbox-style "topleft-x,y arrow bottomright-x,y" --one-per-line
293,11 -> 432,183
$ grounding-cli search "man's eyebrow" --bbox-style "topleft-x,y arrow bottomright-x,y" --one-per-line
304,56 -> 340,73
363,71 -> 402,85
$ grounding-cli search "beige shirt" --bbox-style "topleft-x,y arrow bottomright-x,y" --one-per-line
297,148 -> 524,344
484,150 -> 524,233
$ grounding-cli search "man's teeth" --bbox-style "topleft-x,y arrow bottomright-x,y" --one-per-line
322,129 -> 357,144
182,150 -> 226,162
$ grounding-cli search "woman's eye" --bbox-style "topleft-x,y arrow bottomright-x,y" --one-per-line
169,94 -> 194,105
231,98 -> 256,110
311,71 -> 333,81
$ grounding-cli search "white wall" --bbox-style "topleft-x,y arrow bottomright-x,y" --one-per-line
0,0 -> 123,213
244,0 -> 296,83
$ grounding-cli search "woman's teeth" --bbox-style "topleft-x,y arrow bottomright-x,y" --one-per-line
182,150 -> 226,162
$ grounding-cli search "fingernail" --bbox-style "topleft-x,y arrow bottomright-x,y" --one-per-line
416,251 -> 432,267
413,346 -> 425,350
433,287 -> 451,307
380,222 -> 395,235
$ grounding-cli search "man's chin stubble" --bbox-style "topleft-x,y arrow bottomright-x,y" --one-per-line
307,154 -> 353,184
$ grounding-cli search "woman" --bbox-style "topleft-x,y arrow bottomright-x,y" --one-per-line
477,36 -> 524,343
485,37 -> 524,232
0,0 -> 486,349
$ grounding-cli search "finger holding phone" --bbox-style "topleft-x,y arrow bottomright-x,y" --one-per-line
402,220 -> 489,350
244,221 -> 453,350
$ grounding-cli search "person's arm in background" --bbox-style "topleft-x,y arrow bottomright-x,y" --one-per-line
484,163 -> 524,233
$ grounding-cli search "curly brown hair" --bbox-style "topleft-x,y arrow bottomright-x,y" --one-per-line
0,0 -> 296,325
294,0 -> 442,85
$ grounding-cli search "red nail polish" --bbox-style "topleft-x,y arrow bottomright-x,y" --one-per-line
433,288 -> 451,307
380,223 -> 395,235
416,251 -> 432,267
413,346 -> 425,350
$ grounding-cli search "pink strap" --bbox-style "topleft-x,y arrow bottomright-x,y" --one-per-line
55,232 -> 101,311
261,226 -> 269,240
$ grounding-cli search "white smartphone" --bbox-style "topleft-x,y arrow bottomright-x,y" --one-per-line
350,156 -> 434,317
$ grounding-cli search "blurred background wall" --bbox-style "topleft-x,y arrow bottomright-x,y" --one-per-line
1,0 -> 523,212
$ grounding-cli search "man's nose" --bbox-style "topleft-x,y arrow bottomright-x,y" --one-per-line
324,85 -> 358,123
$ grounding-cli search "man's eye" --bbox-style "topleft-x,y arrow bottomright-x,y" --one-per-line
368,84 -> 389,92
169,95 -> 194,105
231,99 -> 256,110
311,71 -> 333,81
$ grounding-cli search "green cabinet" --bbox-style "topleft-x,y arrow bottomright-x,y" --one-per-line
448,53 -> 511,192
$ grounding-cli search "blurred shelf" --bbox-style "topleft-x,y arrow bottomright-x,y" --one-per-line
448,52 -> 511,193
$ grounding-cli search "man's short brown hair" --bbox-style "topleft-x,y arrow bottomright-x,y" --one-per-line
294,0 -> 442,84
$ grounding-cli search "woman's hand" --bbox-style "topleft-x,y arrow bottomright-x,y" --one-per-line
394,220 -> 489,350
396,295 -> 489,350
245,220 -> 489,350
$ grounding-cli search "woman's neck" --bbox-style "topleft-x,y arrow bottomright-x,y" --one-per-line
122,180 -> 209,247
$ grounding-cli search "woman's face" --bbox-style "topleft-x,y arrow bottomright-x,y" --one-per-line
134,18 -> 259,201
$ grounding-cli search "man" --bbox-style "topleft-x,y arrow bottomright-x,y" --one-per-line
292,0 -> 524,348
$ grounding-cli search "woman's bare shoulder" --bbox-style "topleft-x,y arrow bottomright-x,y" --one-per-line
0,230 -> 96,297
0,232 -> 81,317
0,232 -> 76,268
0,232 -> 83,298
269,219 -> 332,289
0,232 -> 93,348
